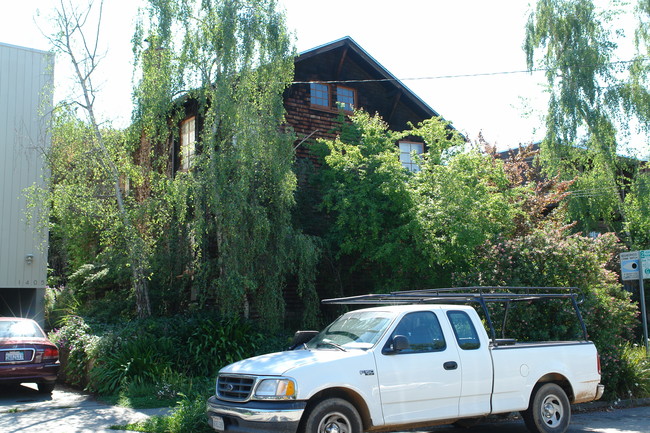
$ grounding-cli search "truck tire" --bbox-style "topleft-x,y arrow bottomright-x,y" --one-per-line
302,397 -> 362,433
521,383 -> 571,433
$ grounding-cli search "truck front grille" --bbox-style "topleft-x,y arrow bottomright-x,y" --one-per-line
217,375 -> 256,401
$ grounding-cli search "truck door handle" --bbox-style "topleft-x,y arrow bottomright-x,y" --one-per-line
443,361 -> 458,370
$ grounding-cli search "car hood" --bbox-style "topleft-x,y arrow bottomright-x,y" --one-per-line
220,348 -> 367,376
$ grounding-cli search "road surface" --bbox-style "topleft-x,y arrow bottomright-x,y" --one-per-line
0,383 -> 648,433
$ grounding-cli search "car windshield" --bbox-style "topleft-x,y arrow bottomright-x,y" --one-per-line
306,311 -> 394,350
0,320 -> 45,339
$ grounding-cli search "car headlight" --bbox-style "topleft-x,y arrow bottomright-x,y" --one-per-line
254,378 -> 296,400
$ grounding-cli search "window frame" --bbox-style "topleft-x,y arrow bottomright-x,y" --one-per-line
336,85 -> 356,112
309,82 -> 330,108
180,116 -> 196,171
399,141 -> 424,172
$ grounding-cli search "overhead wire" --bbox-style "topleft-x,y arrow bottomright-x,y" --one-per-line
291,57 -> 650,85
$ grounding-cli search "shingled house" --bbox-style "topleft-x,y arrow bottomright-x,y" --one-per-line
170,37 -> 449,176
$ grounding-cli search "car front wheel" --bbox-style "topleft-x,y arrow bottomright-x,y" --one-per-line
521,383 -> 571,433
302,397 -> 362,433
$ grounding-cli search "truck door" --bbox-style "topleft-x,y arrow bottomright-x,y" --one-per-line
375,311 -> 461,425
446,310 -> 493,417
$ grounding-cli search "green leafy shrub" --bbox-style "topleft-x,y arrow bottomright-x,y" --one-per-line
123,394 -> 214,433
603,342 -> 650,399
185,318 -> 263,377
51,313 -> 283,404
89,336 -> 173,394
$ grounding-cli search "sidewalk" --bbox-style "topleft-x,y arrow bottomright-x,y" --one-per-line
0,384 -> 169,433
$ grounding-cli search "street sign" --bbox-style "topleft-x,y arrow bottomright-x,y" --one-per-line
626,250 -> 650,356
621,251 -> 641,281
641,250 -> 650,279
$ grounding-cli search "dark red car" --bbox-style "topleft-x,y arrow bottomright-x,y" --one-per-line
0,317 -> 60,393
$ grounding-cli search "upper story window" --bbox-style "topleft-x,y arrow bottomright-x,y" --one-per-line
399,141 -> 424,172
336,86 -> 355,111
309,82 -> 356,112
310,82 -> 329,107
180,116 -> 196,171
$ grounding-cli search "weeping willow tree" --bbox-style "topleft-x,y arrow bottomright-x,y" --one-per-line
132,0 -> 319,328
525,0 -> 650,247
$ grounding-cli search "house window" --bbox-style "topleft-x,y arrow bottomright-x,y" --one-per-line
399,141 -> 424,172
336,86 -> 355,111
310,82 -> 329,107
180,116 -> 196,171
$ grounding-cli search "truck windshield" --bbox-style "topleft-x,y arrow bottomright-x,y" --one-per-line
306,311 -> 394,350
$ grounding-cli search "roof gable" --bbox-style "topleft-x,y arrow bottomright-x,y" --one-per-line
293,36 -> 442,131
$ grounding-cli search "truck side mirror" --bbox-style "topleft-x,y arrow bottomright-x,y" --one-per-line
289,330 -> 319,350
383,335 -> 410,354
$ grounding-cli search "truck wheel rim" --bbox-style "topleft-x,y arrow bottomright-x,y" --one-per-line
318,411 -> 351,433
540,393 -> 564,427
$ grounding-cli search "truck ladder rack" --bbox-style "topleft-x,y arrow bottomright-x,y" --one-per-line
322,287 -> 589,343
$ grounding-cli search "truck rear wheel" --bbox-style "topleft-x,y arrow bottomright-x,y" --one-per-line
303,397 -> 362,433
521,383 -> 571,433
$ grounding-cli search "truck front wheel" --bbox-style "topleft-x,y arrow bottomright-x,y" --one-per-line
521,383 -> 571,433
302,398 -> 362,433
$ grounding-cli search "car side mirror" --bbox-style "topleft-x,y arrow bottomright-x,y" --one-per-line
384,335 -> 410,354
289,330 -> 319,350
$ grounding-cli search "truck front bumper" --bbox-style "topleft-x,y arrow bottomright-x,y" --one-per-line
206,395 -> 306,433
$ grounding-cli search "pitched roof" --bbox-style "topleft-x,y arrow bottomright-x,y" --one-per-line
295,36 -> 442,123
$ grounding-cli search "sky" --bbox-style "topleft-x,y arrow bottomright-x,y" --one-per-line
0,0 -> 646,154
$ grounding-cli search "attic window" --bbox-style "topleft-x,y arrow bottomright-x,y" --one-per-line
310,82 -> 329,107
399,141 -> 424,172
336,86 -> 355,111
180,116 -> 196,171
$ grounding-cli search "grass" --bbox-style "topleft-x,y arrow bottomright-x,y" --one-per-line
110,394 -> 213,433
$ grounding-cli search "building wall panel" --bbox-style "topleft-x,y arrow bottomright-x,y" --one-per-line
0,43 -> 52,299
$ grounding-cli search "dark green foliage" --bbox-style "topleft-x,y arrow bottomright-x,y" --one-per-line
49,313 -> 285,397
312,111 -> 422,291
185,318 -> 262,377
90,336 -> 173,394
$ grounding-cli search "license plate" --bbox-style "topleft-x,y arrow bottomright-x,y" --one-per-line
210,416 -> 225,431
5,351 -> 24,362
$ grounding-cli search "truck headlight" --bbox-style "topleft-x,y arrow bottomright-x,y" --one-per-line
254,378 -> 296,400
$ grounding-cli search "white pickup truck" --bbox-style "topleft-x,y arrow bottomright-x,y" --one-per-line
207,288 -> 604,433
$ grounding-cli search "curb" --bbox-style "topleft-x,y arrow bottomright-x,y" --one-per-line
574,397 -> 650,413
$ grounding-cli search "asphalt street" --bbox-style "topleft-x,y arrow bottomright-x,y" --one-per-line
0,384 -> 648,433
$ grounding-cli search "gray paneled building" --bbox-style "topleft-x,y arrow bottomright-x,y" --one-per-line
0,43 -> 53,325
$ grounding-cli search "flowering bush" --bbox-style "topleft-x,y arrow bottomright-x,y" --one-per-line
49,316 -> 102,387
457,223 -> 641,398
